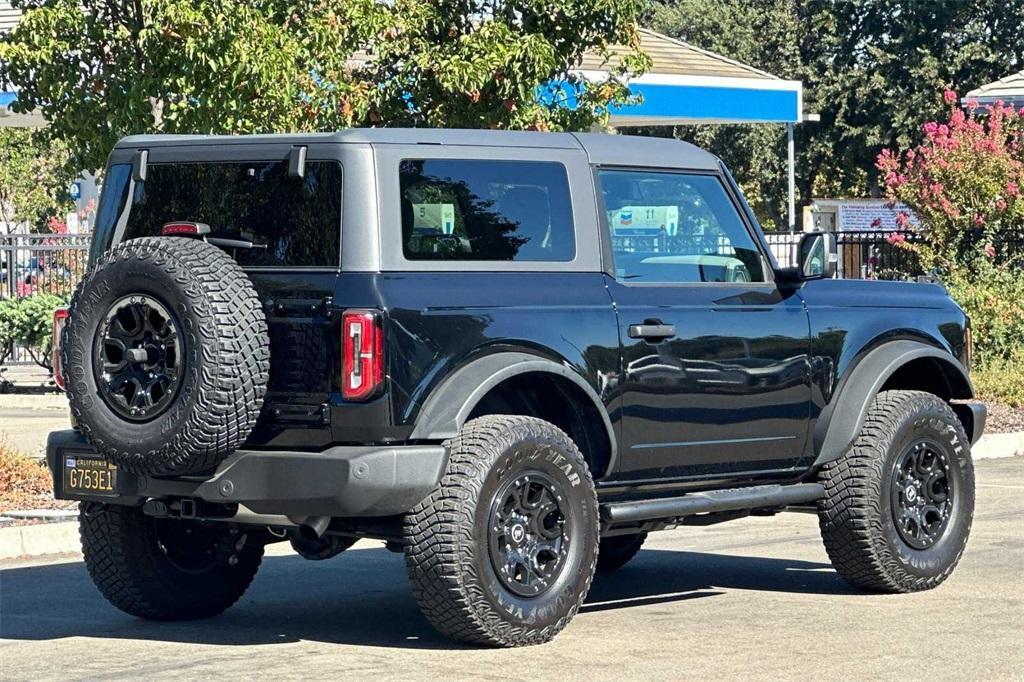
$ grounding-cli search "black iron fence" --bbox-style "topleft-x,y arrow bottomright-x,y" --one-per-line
1,233 -> 91,300
1,234 -> 90,368
834,231 -> 924,280
0,229 -> 1021,367
767,229 -> 1024,279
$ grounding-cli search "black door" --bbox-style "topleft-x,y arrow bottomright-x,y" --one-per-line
598,168 -> 812,484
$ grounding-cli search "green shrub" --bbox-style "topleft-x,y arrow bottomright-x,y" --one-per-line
972,350 -> 1024,408
0,293 -> 67,371
944,260 -> 1024,363
877,92 -> 1024,400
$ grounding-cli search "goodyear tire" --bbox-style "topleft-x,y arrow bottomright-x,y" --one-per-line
403,415 -> 599,646
80,503 -> 264,621
63,237 -> 269,476
818,390 -> 975,592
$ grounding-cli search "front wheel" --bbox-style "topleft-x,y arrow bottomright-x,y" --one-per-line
80,503 -> 264,620
403,415 -> 599,646
817,390 -> 975,592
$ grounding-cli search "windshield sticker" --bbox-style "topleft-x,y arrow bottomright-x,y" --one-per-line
413,203 -> 457,235
608,205 -> 680,236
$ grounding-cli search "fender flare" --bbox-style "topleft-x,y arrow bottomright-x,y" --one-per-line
812,339 -> 973,467
408,352 -> 618,475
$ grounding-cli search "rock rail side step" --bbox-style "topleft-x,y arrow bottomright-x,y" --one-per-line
601,483 -> 826,525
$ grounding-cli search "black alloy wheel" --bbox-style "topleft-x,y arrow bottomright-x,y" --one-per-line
890,439 -> 953,550
153,517 -> 236,574
93,294 -> 183,421
487,471 -> 570,598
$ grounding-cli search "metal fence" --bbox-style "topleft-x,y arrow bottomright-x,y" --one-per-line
766,229 -> 1023,279
1,233 -> 90,300
0,229 -> 1021,367
767,230 -> 924,278
1,234 -> 90,367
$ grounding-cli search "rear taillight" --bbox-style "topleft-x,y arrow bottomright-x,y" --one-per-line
341,310 -> 384,401
52,306 -> 70,391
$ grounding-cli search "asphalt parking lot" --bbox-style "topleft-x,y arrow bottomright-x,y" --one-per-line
1,456 -> 1021,681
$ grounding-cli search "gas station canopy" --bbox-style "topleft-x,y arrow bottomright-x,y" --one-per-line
963,70 -> 1024,109
581,29 -> 803,127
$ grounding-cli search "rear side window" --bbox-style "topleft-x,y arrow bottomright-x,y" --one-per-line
89,163 -> 132,266
120,161 -> 342,267
399,159 -> 575,261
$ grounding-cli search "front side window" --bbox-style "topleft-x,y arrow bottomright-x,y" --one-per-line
119,160 -> 342,267
400,159 -> 575,261
598,170 -> 766,283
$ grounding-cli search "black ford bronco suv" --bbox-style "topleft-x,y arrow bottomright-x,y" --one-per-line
48,129 -> 985,647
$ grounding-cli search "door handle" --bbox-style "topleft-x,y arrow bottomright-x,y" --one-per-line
628,323 -> 677,340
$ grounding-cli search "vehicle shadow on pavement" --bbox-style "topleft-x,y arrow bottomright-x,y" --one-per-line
0,547 -> 852,649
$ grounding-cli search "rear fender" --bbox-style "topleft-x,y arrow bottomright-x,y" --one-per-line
408,351 -> 617,475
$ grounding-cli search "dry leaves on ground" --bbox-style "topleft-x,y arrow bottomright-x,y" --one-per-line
0,444 -> 74,513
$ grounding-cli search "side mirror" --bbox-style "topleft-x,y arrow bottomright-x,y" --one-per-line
797,231 -> 837,280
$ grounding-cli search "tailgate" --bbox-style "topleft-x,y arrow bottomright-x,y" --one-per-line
245,271 -> 339,447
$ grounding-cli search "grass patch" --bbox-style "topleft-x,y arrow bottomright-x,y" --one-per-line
972,352 -> 1024,408
0,442 -> 58,513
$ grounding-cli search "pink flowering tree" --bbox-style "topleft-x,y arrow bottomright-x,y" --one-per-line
878,91 -> 1024,381
876,91 -> 1024,272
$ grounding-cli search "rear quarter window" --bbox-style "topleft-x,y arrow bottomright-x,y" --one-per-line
119,160 -> 342,267
399,159 -> 575,262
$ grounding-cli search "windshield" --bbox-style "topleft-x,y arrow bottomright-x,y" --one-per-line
95,160 -> 342,268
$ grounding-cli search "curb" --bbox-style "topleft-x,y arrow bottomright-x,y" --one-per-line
975,432 -> 1024,459
0,521 -> 80,561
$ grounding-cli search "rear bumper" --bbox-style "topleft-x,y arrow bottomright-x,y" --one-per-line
46,430 -> 447,518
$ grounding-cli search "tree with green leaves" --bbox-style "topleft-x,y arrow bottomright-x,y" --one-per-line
645,0 -> 1024,230
0,128 -> 72,233
0,0 -> 648,173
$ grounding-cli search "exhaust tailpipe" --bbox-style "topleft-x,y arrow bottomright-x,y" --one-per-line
295,515 -> 331,540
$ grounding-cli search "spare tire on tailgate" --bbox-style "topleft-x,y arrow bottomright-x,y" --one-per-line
63,236 -> 270,476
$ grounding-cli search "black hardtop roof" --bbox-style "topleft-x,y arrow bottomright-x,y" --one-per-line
114,129 -> 721,170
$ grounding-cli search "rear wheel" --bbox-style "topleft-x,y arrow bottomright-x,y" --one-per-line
403,415 -> 599,646
818,390 -> 974,592
80,503 -> 264,620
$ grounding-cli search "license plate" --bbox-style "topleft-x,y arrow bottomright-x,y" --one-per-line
63,456 -> 118,497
